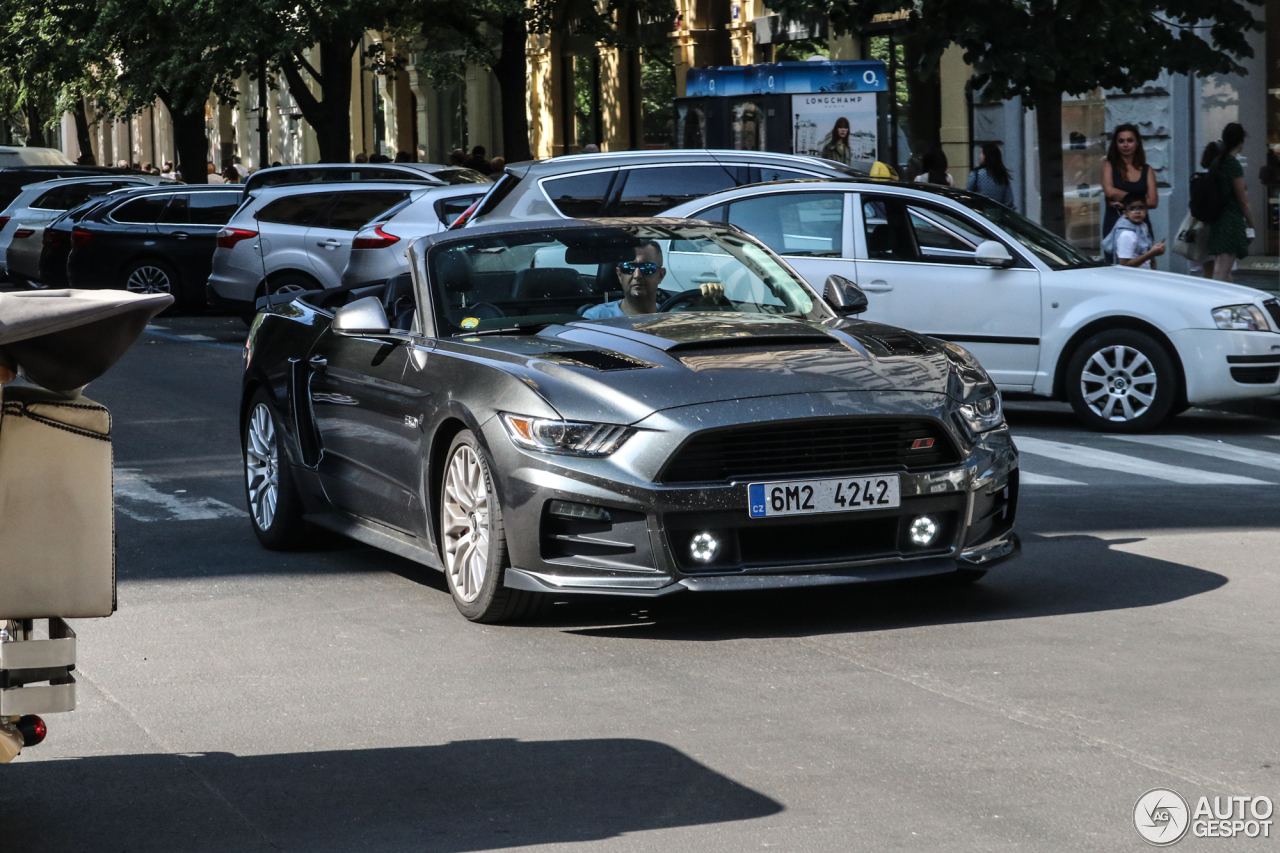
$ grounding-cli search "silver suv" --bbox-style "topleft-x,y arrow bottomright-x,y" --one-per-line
465,149 -> 865,226
207,182 -> 419,312
341,184 -> 488,289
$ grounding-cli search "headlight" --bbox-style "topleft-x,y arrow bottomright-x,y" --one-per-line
1212,304 -> 1270,331
499,413 -> 634,457
958,391 -> 1004,433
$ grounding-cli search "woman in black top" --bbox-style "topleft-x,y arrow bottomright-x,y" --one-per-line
1101,124 -> 1158,257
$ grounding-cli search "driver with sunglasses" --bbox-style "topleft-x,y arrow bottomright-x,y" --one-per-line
582,241 -> 724,319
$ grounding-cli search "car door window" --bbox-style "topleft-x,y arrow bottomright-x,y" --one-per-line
159,194 -> 189,223
612,166 -> 738,216
861,196 -> 919,261
255,193 -> 334,226
751,166 -> 822,183
906,204 -> 995,264
320,190 -> 412,231
112,194 -> 172,224
726,192 -> 844,257
188,191 -> 243,225
542,172 -> 615,218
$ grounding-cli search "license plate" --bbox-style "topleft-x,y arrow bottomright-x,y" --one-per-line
748,474 -> 901,518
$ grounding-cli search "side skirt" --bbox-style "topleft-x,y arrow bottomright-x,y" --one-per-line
305,511 -> 443,571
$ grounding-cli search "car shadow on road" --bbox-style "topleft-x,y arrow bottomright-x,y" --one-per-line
550,532 -> 1227,641
4,738 -> 782,853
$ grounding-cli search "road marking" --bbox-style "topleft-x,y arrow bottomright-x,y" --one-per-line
1113,434 -> 1280,472
114,468 -> 247,521
1014,436 -> 1273,485
1020,471 -> 1086,486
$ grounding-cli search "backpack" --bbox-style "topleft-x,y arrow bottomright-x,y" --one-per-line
1189,161 -> 1226,222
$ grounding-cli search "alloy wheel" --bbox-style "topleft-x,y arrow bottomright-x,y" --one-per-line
125,264 -> 172,294
443,444 -> 490,603
245,403 -> 279,531
1079,344 -> 1157,422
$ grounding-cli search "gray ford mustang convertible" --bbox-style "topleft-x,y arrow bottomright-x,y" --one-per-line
241,218 -> 1019,622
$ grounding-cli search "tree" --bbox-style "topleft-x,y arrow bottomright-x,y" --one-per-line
768,0 -> 1263,236
87,0 -> 251,182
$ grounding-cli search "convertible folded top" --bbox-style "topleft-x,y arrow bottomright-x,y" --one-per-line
0,289 -> 172,391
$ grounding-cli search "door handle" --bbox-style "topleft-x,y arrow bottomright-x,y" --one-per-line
308,355 -> 327,370
862,280 -> 893,292
317,239 -> 341,249
171,231 -> 189,240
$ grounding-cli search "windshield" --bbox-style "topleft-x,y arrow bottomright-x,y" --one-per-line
426,224 -> 821,336
957,195 -> 1101,270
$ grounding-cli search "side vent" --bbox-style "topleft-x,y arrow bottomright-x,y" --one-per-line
544,350 -> 653,371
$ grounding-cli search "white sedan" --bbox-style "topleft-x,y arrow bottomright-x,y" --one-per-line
663,180 -> 1280,431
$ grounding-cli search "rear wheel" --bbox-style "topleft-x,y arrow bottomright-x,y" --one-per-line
269,272 -> 320,297
1065,329 -> 1177,432
122,258 -> 177,297
244,391 -> 309,549
440,430 -> 544,623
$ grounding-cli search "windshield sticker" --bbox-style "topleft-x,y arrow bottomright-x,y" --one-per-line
460,317 -> 480,329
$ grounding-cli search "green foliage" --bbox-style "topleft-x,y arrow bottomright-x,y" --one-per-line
640,45 -> 674,144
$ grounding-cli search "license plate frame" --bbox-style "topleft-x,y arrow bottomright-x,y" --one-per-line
747,474 -> 901,519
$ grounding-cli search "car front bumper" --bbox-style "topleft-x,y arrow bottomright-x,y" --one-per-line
1171,328 -> 1280,405
484,392 -> 1020,597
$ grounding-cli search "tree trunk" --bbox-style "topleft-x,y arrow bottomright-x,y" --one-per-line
1033,89 -> 1065,237
494,14 -> 531,163
22,103 -> 46,148
279,37 -> 355,162
73,93 -> 95,164
169,103 -> 209,184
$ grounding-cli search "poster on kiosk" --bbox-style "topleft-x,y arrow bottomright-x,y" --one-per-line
680,60 -> 887,171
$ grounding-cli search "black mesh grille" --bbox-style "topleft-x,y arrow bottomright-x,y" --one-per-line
1264,299 -> 1280,331
661,418 -> 961,484
1231,366 -> 1280,384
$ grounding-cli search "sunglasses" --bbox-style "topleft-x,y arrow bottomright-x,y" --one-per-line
617,261 -> 659,275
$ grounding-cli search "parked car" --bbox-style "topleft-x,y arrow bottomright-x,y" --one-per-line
241,217 -> 1019,622
64,184 -> 245,307
242,163 -> 489,196
207,182 -> 417,314
460,150 -> 866,228
0,146 -> 76,167
0,175 -> 156,281
341,184 -> 489,289
0,162 -> 145,214
663,178 -> 1280,431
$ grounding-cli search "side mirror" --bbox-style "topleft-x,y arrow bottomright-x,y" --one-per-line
822,275 -> 869,316
974,240 -> 1014,268
333,296 -> 391,337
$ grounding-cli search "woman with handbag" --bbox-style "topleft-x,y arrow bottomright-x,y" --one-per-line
1204,123 -> 1256,283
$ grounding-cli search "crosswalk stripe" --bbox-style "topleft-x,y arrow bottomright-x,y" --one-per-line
1014,436 -> 1273,485
1113,435 -> 1280,472
1020,472 -> 1086,486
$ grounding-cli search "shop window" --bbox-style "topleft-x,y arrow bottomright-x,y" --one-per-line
1062,89 -> 1106,252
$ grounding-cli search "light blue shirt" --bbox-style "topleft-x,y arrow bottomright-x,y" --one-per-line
581,300 -> 627,320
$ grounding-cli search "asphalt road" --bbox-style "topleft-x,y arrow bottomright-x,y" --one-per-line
7,314 -> 1280,852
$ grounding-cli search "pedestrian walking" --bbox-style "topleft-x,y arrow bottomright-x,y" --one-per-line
220,164 -> 239,184
1174,142 -> 1223,277
354,152 -> 368,163
232,155 -> 248,181
1105,193 -> 1165,269
913,147 -> 953,186
205,162 -> 224,184
1101,124 -> 1158,261
1204,122 -> 1255,283
581,143 -> 601,155
966,143 -> 1015,207
489,156 -> 506,175
449,149 -> 466,167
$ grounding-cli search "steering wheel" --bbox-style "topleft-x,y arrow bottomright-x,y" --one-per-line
659,288 -> 735,313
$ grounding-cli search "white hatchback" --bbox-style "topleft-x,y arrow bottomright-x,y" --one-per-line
663,180 -> 1280,431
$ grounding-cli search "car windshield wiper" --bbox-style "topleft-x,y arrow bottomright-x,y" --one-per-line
460,321 -> 555,337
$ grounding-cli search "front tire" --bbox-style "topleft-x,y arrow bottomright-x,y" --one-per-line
244,391 -> 309,549
1065,329 -> 1177,432
440,430 -> 543,623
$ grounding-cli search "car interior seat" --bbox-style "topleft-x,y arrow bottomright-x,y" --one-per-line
511,267 -> 587,300
382,272 -> 415,330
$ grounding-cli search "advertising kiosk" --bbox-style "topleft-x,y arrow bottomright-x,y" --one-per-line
674,60 -> 888,170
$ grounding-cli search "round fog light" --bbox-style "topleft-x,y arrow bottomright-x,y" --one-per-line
909,515 -> 938,546
690,532 -> 719,562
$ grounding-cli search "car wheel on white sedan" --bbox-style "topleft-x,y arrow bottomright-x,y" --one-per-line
440,430 -> 544,623
1065,329 -> 1178,432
